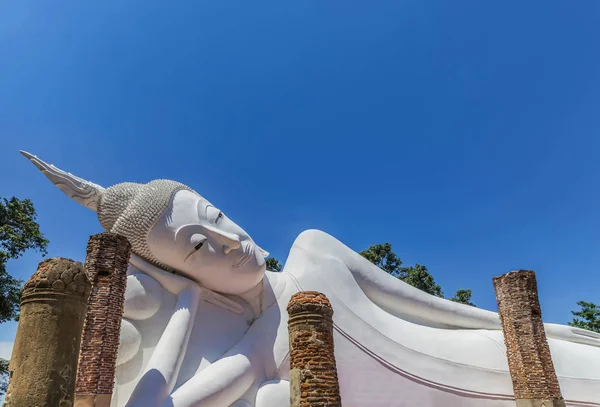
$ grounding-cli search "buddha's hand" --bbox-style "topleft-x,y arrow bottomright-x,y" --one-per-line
130,254 -> 201,296
129,254 -> 244,314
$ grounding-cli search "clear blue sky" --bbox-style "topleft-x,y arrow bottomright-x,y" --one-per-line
1,1 -> 600,351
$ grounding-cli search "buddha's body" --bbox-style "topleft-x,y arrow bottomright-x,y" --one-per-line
22,152 -> 600,407
115,228 -> 600,407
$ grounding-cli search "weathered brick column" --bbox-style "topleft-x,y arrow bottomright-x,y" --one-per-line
287,291 -> 342,407
493,270 -> 566,407
75,233 -> 131,407
4,258 -> 91,407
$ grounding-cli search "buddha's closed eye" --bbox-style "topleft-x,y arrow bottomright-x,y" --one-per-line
206,206 -> 223,224
185,234 -> 207,262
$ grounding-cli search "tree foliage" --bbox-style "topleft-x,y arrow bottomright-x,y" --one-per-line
0,197 -> 49,324
0,197 -> 49,261
359,243 -> 403,276
265,257 -> 282,272
450,289 -> 476,307
400,263 -> 444,297
568,301 -> 600,333
360,243 -> 451,298
0,357 -> 8,396
0,270 -> 22,324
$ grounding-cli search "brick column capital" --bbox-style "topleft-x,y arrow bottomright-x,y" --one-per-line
287,291 -> 334,318
83,232 -> 131,281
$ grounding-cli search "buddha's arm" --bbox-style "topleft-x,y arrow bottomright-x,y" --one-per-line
126,288 -> 200,407
288,230 -> 600,347
125,256 -> 203,407
288,230 -> 501,330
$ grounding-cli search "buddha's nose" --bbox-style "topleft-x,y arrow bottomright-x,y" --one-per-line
203,225 -> 241,254
223,244 -> 238,254
219,234 -> 241,254
225,233 -> 241,249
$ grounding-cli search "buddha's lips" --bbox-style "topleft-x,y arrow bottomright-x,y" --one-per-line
233,241 -> 253,268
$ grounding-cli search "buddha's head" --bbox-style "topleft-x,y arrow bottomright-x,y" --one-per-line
21,151 -> 268,295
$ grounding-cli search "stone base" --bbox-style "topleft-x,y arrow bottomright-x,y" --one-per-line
516,399 -> 567,407
74,394 -> 112,407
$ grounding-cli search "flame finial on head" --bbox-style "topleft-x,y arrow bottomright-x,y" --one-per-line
21,150 -> 195,269
20,150 -> 106,212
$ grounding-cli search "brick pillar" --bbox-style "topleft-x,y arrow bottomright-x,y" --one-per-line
4,258 -> 91,407
75,233 -> 131,407
287,291 -> 341,407
493,270 -> 566,407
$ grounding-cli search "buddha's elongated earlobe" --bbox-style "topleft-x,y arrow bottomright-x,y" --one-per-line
20,150 -> 106,212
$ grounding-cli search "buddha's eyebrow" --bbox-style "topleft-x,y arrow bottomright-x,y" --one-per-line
196,199 -> 213,218
204,204 -> 216,218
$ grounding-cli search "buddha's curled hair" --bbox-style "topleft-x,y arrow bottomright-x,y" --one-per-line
98,180 -> 194,269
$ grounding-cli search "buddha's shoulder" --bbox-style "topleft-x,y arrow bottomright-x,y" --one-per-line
287,229 -> 363,272
291,229 -> 350,255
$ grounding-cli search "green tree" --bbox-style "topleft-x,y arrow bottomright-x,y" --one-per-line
568,301 -> 600,333
0,196 -> 49,396
360,243 -> 446,298
400,263 -> 444,297
0,358 -> 8,395
359,243 -> 403,276
265,257 -> 282,272
0,197 -> 49,322
450,289 -> 476,307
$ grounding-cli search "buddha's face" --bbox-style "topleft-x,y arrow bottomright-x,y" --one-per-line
147,190 -> 268,295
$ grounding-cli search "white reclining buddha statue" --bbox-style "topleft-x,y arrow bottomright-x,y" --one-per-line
22,151 -> 600,407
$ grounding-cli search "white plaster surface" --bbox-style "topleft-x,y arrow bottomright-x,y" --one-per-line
123,272 -> 164,321
112,227 -> 600,407
21,153 -> 600,407
117,319 -> 142,366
